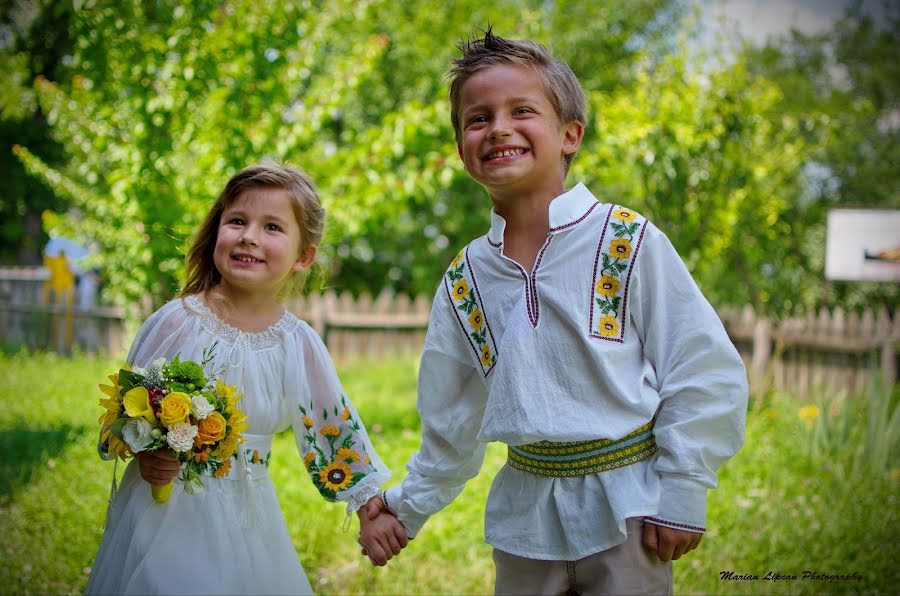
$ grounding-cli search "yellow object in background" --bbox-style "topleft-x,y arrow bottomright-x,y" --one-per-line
42,253 -> 75,351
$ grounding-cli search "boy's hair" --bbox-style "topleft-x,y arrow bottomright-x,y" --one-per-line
448,27 -> 587,172
182,162 -> 325,298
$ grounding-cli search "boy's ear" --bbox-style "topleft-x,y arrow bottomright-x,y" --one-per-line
562,120 -> 585,156
293,244 -> 318,272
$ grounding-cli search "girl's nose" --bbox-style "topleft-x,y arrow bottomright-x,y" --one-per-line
240,226 -> 260,245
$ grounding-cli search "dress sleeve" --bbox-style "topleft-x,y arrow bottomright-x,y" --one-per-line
291,323 -> 390,513
631,224 -> 749,533
384,286 -> 490,538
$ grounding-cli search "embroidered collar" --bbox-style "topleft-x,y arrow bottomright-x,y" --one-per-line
486,183 -> 599,246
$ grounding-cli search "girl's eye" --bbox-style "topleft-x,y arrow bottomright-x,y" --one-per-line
514,107 -> 532,115
266,223 -> 282,232
228,217 -> 244,226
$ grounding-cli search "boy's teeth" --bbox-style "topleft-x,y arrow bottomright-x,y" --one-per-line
235,256 -> 261,262
488,148 -> 524,159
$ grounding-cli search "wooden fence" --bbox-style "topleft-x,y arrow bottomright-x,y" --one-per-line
1,267 -> 896,398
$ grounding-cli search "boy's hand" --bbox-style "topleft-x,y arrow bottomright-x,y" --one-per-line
642,522 -> 702,562
137,449 -> 179,485
357,496 -> 408,566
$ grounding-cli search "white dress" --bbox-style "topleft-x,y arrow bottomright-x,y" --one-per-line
86,295 -> 388,595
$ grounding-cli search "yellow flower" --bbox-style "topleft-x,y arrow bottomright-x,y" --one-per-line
304,452 -> 316,469
123,387 -> 158,425
321,424 -> 340,437
319,461 -> 353,491
337,447 -> 361,462
214,458 -> 232,478
217,380 -> 238,401
798,405 -> 820,427
158,392 -> 192,428
598,316 -> 620,337
613,208 -> 637,222
480,345 -> 492,367
195,411 -> 227,446
302,415 -> 314,428
596,275 -> 620,297
452,279 -> 470,301
609,238 -> 632,260
467,309 -> 484,331
341,407 -> 351,421
450,250 -> 464,268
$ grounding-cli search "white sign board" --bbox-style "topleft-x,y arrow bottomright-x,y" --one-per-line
825,209 -> 900,282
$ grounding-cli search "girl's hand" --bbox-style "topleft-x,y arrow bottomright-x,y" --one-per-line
137,449 -> 180,485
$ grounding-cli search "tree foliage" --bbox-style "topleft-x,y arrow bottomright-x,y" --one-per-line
7,0 -> 896,317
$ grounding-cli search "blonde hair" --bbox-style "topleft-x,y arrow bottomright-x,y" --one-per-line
448,27 -> 587,173
182,162 -> 325,299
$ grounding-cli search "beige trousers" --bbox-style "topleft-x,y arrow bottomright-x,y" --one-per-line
493,518 -> 673,596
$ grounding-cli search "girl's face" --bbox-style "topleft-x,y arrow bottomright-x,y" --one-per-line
212,187 -> 316,300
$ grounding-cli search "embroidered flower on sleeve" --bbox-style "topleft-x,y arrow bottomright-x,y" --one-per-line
613,208 -> 637,222
320,424 -> 340,437
598,316 -> 620,337
320,462 -> 353,491
480,345 -> 493,367
468,309 -> 484,331
452,279 -> 470,300
609,238 -> 632,259
298,395 -> 376,501
450,250 -> 464,268
596,275 -> 620,297
336,447 -> 361,462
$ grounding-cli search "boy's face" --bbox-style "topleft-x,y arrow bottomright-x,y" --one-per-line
456,63 -> 583,202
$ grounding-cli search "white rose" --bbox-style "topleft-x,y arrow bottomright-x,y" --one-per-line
122,417 -> 155,453
191,395 -> 215,420
165,422 -> 198,453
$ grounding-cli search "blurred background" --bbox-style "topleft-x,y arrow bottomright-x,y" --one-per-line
1,1 -> 898,594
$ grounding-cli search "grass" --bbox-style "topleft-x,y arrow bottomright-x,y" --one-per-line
1,350 -> 897,595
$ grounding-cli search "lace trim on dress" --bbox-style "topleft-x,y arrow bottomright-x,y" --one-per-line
184,294 -> 298,350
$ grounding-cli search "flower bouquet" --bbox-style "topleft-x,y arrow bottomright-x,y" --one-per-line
98,344 -> 248,503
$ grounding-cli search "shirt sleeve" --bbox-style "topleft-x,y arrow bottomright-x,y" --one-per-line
631,224 -> 749,533
384,286 -> 490,538
291,322 -> 390,513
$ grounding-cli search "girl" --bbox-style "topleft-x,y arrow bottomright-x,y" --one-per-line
86,163 -> 407,595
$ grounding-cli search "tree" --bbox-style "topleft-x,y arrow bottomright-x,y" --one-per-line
13,0 -> 683,310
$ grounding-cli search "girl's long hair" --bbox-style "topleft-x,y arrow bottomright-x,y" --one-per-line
181,162 -> 325,298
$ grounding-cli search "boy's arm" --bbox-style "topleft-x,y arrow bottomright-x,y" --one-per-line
382,290 -> 490,538
632,224 -> 749,540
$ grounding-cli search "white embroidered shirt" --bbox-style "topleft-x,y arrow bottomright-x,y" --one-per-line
386,183 -> 748,560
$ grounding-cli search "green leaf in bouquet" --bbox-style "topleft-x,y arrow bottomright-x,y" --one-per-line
118,368 -> 142,393
108,417 -> 127,439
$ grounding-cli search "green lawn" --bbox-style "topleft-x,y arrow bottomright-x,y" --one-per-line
1,351 -> 896,595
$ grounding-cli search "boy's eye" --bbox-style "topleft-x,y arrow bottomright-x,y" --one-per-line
514,107 -> 533,115
466,115 -> 488,127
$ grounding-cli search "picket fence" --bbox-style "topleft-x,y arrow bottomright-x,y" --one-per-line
1,267 -> 896,398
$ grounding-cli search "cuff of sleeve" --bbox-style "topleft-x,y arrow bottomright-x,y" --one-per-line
385,486 -> 429,539
648,475 -> 707,533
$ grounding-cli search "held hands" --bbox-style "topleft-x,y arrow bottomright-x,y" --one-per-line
357,494 -> 409,566
642,522 -> 703,562
137,449 -> 180,486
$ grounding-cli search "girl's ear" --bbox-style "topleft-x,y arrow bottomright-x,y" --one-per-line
293,244 -> 317,272
561,120 -> 584,156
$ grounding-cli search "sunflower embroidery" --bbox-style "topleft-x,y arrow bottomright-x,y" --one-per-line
320,461 -> 353,491
444,246 -> 498,376
298,395 -> 376,501
590,205 -> 647,342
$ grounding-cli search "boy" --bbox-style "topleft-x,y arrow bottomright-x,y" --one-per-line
365,28 -> 748,594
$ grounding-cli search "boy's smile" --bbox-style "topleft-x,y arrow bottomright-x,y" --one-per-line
457,63 -> 582,204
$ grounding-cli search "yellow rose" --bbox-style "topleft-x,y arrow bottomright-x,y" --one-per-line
158,392 -> 192,428
194,411 -> 227,445
123,387 -> 157,424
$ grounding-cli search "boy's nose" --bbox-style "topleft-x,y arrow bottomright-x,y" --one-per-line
488,117 -> 513,140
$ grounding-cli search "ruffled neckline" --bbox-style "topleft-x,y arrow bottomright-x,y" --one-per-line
184,294 -> 298,351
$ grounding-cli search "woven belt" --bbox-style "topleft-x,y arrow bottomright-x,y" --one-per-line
507,420 -> 657,477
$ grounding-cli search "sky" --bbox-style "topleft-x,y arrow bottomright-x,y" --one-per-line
700,0 -> 892,45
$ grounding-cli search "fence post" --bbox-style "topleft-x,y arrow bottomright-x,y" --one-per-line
750,313 -> 771,394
